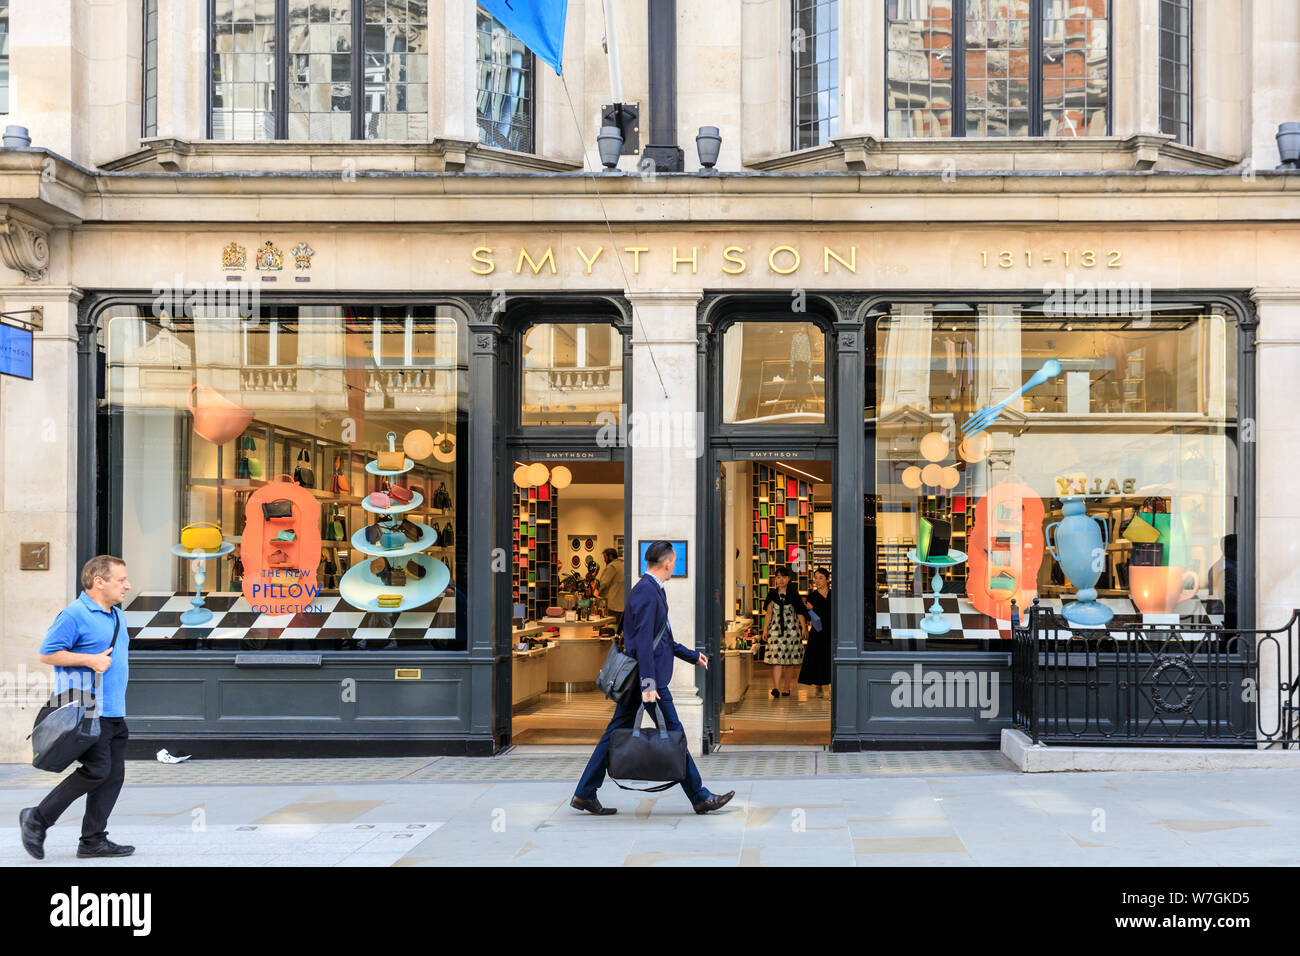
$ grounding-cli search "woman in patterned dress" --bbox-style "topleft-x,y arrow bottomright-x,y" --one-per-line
762,565 -> 809,698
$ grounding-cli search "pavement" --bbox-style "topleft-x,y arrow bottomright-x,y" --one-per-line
1,751 -> 1297,866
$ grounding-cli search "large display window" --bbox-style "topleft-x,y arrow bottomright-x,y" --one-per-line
866,299 -> 1240,649
100,302 -> 468,651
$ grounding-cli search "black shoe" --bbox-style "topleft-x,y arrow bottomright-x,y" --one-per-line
693,790 -> 736,815
77,838 -> 135,858
771,688 -> 780,698
19,808 -> 46,860
570,795 -> 617,815
781,692 -> 790,697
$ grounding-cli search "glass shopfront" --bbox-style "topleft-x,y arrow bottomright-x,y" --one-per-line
100,302 -> 468,651
866,299 -> 1241,649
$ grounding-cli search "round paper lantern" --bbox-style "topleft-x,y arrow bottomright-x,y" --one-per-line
939,465 -> 960,489
919,432 -> 949,463
432,432 -> 456,463
901,465 -> 922,490
550,465 -> 573,489
402,428 -> 435,461
527,462 -> 550,486
921,463 -> 943,486
512,465 -> 532,488
958,431 -> 990,464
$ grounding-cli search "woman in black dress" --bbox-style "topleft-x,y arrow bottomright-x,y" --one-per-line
799,567 -> 832,696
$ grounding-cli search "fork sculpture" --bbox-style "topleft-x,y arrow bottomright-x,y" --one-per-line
960,358 -> 1062,439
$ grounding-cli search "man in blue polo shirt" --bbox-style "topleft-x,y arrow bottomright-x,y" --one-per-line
20,555 -> 135,860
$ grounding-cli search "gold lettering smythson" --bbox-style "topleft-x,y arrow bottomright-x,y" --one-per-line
469,245 -> 880,277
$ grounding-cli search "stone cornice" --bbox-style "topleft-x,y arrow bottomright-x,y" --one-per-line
6,147 -> 1300,230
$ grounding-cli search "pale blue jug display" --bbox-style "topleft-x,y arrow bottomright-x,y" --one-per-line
1045,495 -> 1113,625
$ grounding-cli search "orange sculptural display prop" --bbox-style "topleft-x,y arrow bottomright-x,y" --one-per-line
241,474 -> 323,616
965,477 -> 1046,623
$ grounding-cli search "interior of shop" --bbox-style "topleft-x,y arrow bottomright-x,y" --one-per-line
509,460 -> 626,745
718,458 -> 833,746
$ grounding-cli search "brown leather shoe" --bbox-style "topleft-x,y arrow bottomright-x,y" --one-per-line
693,790 -> 736,814
570,795 -> 617,815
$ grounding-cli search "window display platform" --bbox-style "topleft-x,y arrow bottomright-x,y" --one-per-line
121,590 -> 458,644
874,593 -> 1224,644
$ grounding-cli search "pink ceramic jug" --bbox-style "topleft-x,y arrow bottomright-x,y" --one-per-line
1130,565 -> 1199,615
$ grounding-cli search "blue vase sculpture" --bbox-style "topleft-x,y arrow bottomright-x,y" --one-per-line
1045,496 -> 1113,626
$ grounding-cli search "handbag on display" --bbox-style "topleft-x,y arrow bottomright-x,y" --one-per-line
294,450 -> 315,488
367,491 -> 392,509
432,482 -> 451,511
377,431 -> 405,471
330,455 -> 351,495
237,456 -> 252,479
268,549 -> 289,565
180,521 -> 223,553
262,500 -> 293,520
364,522 -> 383,545
393,518 -> 421,542
369,557 -> 389,576
377,594 -> 403,608
607,704 -> 689,793
389,484 -> 413,505
405,559 -> 426,579
440,522 -> 455,548
272,529 -> 296,542
387,568 -> 407,588
381,529 -> 405,551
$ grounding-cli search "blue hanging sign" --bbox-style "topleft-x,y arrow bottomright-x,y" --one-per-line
0,323 -> 33,380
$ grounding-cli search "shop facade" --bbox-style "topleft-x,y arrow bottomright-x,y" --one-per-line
3,158 -> 1294,759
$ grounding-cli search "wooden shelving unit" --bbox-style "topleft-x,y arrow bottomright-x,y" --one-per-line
513,481 -> 559,619
749,463 -> 814,616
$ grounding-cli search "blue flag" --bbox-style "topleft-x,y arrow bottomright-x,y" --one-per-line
479,0 -> 569,75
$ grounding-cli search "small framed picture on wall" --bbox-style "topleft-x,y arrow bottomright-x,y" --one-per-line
638,540 -> 688,577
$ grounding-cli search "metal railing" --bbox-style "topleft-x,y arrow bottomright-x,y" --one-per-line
1011,598 -> 1300,748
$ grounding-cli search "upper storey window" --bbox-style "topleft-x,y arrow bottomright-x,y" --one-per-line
475,7 -> 535,152
792,0 -> 839,150
885,0 -> 1109,138
210,0 -> 429,142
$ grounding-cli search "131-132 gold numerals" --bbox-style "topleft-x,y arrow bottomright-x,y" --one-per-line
979,250 -> 1122,268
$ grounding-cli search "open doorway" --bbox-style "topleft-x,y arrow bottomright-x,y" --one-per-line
717,457 -> 832,746
509,459 -> 625,745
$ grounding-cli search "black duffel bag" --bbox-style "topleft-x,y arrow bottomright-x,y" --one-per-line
595,620 -> 665,707
29,671 -> 103,773
608,703 -> 689,792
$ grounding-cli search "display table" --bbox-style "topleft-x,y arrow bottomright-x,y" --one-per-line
537,615 -> 615,641
535,616 -> 615,692
512,643 -> 552,707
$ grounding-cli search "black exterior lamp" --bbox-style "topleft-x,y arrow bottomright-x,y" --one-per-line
1277,122 -> 1300,169
597,125 -> 624,170
696,126 -> 722,171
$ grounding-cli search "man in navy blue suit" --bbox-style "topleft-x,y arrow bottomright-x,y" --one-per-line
572,541 -> 735,815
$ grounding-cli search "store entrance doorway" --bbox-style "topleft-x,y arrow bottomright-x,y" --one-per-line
508,459 -> 626,746
709,456 -> 833,747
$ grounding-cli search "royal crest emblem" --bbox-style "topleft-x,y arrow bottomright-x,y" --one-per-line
255,241 -> 284,271
222,242 -> 247,271
291,242 -> 315,270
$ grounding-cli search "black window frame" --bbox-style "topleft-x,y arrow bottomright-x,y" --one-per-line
1158,0 -> 1192,146
790,0 -> 839,151
884,0 -> 1113,139
205,0 -> 428,142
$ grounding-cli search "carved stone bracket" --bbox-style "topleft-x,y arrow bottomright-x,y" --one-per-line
0,206 -> 51,281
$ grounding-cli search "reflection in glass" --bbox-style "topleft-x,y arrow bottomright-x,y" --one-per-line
722,322 -> 826,424
1158,0 -> 1191,144
886,0 -> 954,137
1041,0 -> 1108,136
211,0 -> 278,140
476,8 -> 534,151
963,0 -> 1030,136
521,323 -> 623,426
102,304 -> 468,651
868,302 -> 1237,650
792,0 -> 839,149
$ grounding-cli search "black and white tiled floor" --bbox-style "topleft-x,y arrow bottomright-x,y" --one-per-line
123,591 -> 458,647
875,593 -> 1224,644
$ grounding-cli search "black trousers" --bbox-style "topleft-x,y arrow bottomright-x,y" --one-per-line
36,716 -> 128,842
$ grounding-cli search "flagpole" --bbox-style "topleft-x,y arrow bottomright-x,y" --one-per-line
602,0 -> 623,103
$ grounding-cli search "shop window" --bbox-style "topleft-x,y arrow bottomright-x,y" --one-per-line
885,0 -> 1109,138
101,303 -> 467,651
520,322 -> 622,427
868,301 -> 1239,650
143,0 -> 158,136
210,0 -> 429,142
1158,0 -> 1191,145
476,6 -> 534,152
721,321 -> 827,425
791,0 -> 839,150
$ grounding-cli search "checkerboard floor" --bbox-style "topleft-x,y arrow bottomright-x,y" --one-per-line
874,593 -> 1224,647
123,591 -> 461,649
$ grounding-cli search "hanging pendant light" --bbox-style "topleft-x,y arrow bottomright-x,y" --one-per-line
403,428 -> 435,461
550,465 -> 573,489
513,465 -> 533,488
527,462 -> 551,486
432,431 -> 456,463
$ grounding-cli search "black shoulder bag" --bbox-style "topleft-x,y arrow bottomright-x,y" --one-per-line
595,617 -> 667,708
28,610 -> 117,773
